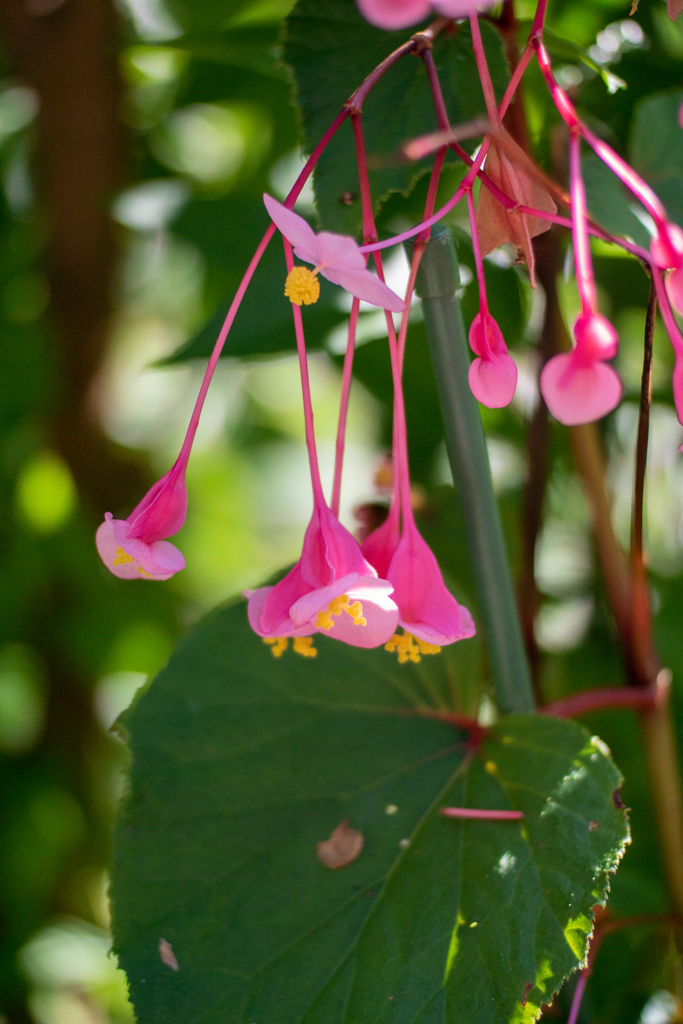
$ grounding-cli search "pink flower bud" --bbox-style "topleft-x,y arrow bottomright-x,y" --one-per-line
467,311 -> 518,408
573,312 -> 618,364
651,223 -> 683,270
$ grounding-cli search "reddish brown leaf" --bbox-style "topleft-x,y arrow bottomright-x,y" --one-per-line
475,133 -> 557,286
317,820 -> 364,869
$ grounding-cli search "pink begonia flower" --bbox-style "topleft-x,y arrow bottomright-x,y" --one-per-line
360,506 -> 400,580
540,313 -> 623,426
263,194 -> 405,313
356,0 -> 496,31
468,310 -> 518,409
96,463 -> 187,580
387,519 -> 475,648
246,501 -> 398,648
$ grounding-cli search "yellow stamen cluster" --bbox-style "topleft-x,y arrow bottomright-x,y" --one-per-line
263,636 -> 317,658
284,266 -> 320,306
293,636 -> 317,658
114,546 -> 135,566
315,594 -> 366,631
385,630 -> 441,664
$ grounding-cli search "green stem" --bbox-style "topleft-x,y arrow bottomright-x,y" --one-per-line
408,224 -> 534,714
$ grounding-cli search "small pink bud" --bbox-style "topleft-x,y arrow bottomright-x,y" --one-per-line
467,312 -> 518,408
651,223 -> 683,270
666,267 -> 683,317
573,312 -> 618,364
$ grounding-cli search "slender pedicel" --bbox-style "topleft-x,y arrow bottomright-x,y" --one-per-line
440,807 -> 524,820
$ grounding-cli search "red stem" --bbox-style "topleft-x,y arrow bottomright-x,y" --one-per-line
569,130 -> 597,314
440,807 -> 524,820
331,296 -> 360,518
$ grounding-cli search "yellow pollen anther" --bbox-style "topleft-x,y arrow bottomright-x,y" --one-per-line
284,265 -> 321,306
385,630 -> 441,664
293,636 -> 317,658
137,566 -> 151,577
113,546 -> 135,567
315,594 -> 366,630
263,636 -> 288,658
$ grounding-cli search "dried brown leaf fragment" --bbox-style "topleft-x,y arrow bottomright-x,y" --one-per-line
317,820 -> 364,869
159,938 -> 179,970
476,132 -> 557,287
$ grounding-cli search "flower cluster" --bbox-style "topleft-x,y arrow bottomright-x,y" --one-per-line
97,0 -> 683,668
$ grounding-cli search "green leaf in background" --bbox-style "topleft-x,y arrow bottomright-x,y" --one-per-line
283,0 -> 508,234
630,89 -> 683,227
583,153 -> 652,250
111,600 -> 629,1024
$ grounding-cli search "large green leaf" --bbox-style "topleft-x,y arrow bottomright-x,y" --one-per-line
283,0 -> 508,234
111,600 -> 629,1024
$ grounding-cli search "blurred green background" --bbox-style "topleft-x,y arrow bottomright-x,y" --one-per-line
1,0 -> 683,1020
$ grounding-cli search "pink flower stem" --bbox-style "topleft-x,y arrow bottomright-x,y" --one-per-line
567,970 -> 589,1024
569,129 -> 597,314
466,186 -> 490,330
440,807 -> 524,819
331,296 -> 360,518
540,682 -> 661,718
533,38 -> 669,234
469,12 -> 503,130
282,236 -> 326,508
652,265 -> 683,355
359,42 -> 531,255
175,108 -> 350,472
352,111 -> 414,529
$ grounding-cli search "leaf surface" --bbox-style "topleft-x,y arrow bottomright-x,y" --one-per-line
112,600 -> 629,1024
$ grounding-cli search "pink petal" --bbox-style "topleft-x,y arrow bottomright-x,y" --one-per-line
388,522 -> 475,646
96,517 -> 140,579
316,232 -> 366,271
97,515 -> 184,580
667,267 -> 683,317
299,503 -> 374,590
436,0 -> 497,13
356,0 -> 430,29
126,465 -> 187,543
322,266 -> 405,312
260,561 -> 313,637
262,193 -> 320,266
651,223 -> 683,270
361,512 -> 400,580
289,573 -> 360,628
320,577 -> 398,648
468,353 -> 518,408
540,353 -> 623,425
573,312 -> 618,363
469,311 -> 507,360
246,585 -> 312,638
668,0 -> 683,19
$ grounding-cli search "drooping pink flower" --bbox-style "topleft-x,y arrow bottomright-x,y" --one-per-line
263,194 -> 405,312
540,313 -> 623,426
467,314 -> 517,408
246,501 -> 398,649
360,505 -> 400,580
465,187 -> 518,408
387,519 -> 475,648
356,0 -> 496,31
468,312 -> 518,408
96,463 -> 187,580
